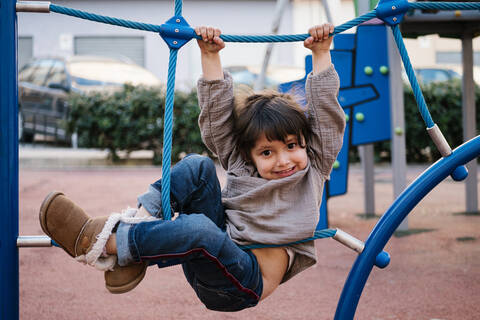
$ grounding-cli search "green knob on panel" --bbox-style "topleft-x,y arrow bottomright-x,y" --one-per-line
394,127 -> 404,135
333,160 -> 340,169
355,112 -> 365,122
364,66 -> 373,75
345,113 -> 349,122
379,65 -> 389,75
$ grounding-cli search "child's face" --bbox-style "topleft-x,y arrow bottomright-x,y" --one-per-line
250,134 -> 308,180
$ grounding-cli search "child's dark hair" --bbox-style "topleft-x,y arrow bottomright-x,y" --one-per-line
233,89 -> 313,162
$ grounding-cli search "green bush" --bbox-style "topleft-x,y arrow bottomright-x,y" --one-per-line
404,80 -> 480,162
67,80 -> 479,165
67,84 -> 209,164
375,79 -> 480,163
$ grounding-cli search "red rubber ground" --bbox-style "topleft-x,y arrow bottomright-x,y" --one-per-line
19,165 -> 479,319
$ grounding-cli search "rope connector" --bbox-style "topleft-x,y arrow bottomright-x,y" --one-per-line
159,16 -> 195,49
375,0 -> 409,26
16,1 -> 51,13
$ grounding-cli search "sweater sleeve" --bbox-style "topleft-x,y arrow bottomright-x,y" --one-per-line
197,72 -> 236,170
305,65 -> 346,178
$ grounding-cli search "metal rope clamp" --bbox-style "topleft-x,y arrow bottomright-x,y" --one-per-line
159,16 -> 196,49
375,0 -> 409,25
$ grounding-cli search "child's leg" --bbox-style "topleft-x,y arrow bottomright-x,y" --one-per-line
39,192 -> 148,294
137,154 -> 225,227
117,155 -> 263,311
115,214 -> 263,311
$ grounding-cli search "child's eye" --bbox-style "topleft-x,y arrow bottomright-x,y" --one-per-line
287,143 -> 297,149
261,150 -> 271,156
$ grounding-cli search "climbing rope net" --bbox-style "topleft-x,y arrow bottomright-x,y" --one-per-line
21,0 -> 477,219
15,0 -> 480,318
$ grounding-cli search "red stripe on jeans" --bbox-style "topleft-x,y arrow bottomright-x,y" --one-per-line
141,248 -> 260,301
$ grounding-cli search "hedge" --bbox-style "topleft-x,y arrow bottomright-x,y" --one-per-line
66,80 -> 479,164
377,79 -> 480,162
67,84 -> 209,164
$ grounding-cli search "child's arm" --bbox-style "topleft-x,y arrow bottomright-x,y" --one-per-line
195,26 -> 237,169
304,24 -> 346,177
304,24 -> 334,74
195,26 -> 225,80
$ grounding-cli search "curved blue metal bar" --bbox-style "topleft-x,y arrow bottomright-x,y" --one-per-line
334,135 -> 480,319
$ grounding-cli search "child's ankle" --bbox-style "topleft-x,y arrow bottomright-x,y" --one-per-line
105,233 -> 117,255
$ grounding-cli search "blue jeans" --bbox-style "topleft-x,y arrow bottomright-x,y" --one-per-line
116,155 -> 263,311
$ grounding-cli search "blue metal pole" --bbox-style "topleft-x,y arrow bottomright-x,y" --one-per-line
334,135 -> 480,319
0,0 -> 19,319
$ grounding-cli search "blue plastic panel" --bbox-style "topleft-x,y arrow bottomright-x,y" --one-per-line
317,188 -> 328,230
351,25 -> 391,145
332,50 -> 353,88
334,33 -> 356,51
329,108 -> 351,197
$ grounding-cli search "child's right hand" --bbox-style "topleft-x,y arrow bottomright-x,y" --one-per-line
195,26 -> 225,54
304,23 -> 334,54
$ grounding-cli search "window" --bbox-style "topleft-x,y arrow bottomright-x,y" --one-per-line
30,59 -> 56,86
74,36 -> 145,67
18,63 -> 36,82
18,36 -> 33,69
436,51 -> 480,66
45,60 -> 67,87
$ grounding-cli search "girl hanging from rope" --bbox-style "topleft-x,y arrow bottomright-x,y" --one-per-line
38,23 -> 345,311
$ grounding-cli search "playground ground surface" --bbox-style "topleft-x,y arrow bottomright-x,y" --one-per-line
18,161 -> 479,320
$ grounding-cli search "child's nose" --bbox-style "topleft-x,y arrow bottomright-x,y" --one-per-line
277,153 -> 290,166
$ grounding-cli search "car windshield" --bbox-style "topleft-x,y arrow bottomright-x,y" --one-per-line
68,60 -> 160,87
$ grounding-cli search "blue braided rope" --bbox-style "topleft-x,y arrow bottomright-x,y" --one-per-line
239,229 -> 337,250
49,3 -> 376,43
391,25 -> 434,128
409,2 -> 480,10
161,48 -> 178,221
49,4 -> 161,32
174,0 -> 182,16
218,10 -> 378,42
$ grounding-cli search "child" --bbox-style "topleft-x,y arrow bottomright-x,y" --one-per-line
39,23 -> 345,312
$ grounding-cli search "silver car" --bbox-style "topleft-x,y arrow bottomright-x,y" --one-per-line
18,56 -> 161,143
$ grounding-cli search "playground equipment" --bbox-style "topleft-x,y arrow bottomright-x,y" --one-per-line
279,23 -> 392,228
2,1 -> 480,319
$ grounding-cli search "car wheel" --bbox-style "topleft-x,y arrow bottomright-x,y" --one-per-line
18,111 -> 34,143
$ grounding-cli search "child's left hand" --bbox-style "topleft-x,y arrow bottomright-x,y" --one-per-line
304,23 -> 335,53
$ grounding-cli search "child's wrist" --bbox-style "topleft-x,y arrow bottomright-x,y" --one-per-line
201,50 -> 221,57
311,48 -> 330,56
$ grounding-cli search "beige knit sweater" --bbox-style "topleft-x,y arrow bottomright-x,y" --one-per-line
197,65 -> 345,282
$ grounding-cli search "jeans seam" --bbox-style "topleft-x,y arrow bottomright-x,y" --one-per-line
128,224 -> 142,263
140,247 -> 260,301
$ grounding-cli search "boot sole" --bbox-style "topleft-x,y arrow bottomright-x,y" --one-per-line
106,264 -> 148,294
38,191 -> 76,257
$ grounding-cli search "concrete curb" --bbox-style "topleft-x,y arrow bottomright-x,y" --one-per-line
19,145 -> 155,168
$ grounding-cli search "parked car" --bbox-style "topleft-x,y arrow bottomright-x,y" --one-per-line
18,56 -> 161,143
415,68 -> 461,85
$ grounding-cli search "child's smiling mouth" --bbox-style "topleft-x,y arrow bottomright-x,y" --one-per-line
274,166 -> 296,178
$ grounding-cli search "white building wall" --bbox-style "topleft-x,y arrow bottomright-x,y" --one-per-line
18,0 -> 296,90
292,0 -> 355,67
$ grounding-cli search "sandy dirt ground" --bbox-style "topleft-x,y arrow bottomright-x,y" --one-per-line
18,164 -> 479,320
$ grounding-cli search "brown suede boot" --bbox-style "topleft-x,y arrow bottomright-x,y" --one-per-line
39,191 -> 108,258
105,262 -> 148,294
39,191 -> 148,293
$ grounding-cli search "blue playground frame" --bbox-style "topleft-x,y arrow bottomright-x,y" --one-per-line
2,1 -> 480,319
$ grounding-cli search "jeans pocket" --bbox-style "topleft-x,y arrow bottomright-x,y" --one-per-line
194,281 -> 254,312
